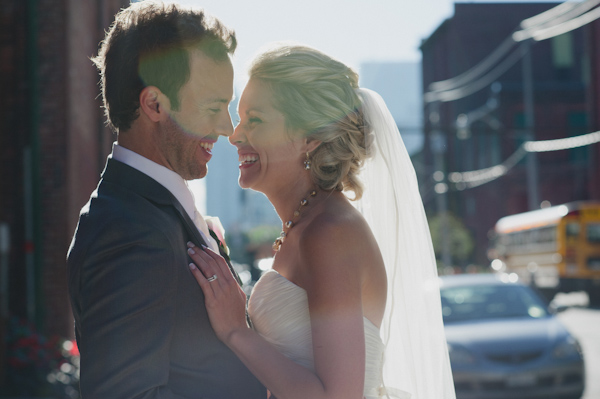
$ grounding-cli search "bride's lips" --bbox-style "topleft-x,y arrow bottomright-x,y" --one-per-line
238,150 -> 259,169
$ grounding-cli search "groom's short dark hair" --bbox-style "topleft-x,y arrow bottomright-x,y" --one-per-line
93,1 -> 237,132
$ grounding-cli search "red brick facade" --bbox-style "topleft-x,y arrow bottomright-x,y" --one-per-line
586,18 -> 600,200
0,0 -> 126,384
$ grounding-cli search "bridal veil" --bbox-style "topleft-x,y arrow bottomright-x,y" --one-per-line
354,88 -> 456,399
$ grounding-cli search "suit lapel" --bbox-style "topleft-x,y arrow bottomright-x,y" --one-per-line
101,158 -> 242,286
101,158 -> 208,248
208,229 -> 242,286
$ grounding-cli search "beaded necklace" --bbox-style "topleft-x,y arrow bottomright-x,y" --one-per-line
273,189 -> 317,252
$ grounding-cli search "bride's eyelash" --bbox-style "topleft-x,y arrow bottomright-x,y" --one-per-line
236,116 -> 261,128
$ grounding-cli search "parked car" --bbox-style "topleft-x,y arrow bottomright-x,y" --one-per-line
440,273 -> 585,399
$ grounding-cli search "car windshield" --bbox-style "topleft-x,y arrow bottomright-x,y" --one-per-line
440,283 -> 549,324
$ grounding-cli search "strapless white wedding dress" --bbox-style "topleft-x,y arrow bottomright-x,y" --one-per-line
248,269 -> 408,399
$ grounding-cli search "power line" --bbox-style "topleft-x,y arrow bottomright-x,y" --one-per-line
427,36 -> 516,93
425,46 -> 524,103
525,130 -> 600,152
520,1 -> 579,29
527,4 -> 600,41
424,0 -> 600,103
447,130 -> 600,189
514,0 -> 600,41
428,1 -> 584,93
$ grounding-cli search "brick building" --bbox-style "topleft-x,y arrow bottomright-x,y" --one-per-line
420,2 -> 598,265
586,14 -> 600,200
0,0 -> 126,385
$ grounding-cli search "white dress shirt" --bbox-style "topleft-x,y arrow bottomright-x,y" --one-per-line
111,143 -> 218,251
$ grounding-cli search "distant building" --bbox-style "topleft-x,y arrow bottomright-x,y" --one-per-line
420,2 -> 597,265
360,62 -> 423,155
585,14 -> 600,200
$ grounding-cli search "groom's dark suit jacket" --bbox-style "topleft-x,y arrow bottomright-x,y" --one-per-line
67,158 -> 265,399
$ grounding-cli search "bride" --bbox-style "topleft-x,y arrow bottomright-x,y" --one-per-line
187,43 -> 455,399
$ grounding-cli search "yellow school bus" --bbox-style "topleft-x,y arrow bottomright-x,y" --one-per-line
492,201 -> 600,305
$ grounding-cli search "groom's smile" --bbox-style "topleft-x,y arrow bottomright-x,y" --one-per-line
198,138 -> 216,158
199,141 -> 215,152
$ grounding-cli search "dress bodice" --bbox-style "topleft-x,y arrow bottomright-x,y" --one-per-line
247,269 -> 386,398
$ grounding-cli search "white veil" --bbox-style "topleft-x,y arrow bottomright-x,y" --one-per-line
354,89 -> 455,399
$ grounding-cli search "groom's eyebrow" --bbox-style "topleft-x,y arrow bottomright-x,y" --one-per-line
200,94 -> 236,106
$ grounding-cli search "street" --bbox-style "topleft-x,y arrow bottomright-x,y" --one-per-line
556,294 -> 600,399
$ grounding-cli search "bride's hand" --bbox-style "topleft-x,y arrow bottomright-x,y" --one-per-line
187,242 -> 249,343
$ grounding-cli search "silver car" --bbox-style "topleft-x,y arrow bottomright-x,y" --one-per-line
440,274 -> 585,399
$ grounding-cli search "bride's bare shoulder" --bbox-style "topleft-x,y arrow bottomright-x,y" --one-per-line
299,196 -> 380,272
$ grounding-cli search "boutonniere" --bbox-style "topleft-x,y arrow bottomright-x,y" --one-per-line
205,216 -> 229,257
205,217 -> 241,287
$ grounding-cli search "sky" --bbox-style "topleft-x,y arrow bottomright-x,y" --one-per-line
176,0 -> 562,87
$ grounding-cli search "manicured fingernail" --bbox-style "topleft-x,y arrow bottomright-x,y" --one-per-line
187,241 -> 194,248
187,248 -> 195,255
188,263 -> 196,270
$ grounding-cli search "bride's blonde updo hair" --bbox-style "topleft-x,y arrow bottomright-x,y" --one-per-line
248,43 -> 373,200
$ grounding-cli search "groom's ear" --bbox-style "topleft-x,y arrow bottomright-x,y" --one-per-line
139,86 -> 169,123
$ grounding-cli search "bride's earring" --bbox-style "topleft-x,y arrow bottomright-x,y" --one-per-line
303,152 -> 311,170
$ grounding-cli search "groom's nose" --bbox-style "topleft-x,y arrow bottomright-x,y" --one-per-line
215,110 -> 234,137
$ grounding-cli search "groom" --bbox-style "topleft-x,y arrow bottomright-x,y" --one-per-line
67,2 -> 265,398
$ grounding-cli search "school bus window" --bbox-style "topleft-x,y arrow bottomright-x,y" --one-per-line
566,223 -> 580,237
539,227 -> 556,243
587,223 -> 600,242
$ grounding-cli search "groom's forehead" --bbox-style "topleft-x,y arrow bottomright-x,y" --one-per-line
183,53 -> 234,99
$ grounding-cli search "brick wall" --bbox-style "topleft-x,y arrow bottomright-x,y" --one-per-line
587,19 -> 600,200
0,0 -> 126,384
33,0 -> 125,339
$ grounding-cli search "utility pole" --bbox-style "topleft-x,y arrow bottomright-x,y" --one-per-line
430,102 -> 452,269
522,40 -> 540,210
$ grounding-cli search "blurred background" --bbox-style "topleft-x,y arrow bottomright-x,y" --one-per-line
1,0 -> 599,397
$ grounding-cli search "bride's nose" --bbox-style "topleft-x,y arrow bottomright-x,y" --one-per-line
229,123 -> 246,145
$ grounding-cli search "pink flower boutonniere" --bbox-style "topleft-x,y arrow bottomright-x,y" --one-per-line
205,216 -> 229,256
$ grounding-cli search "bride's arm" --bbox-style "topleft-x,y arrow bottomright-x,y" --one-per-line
187,220 -> 367,399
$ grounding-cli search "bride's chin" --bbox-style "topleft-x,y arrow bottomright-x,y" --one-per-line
237,174 -> 255,190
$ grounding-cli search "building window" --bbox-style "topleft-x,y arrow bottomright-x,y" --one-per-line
466,196 -> 476,216
552,32 -> 574,69
478,131 -> 487,169
513,112 -> 528,157
490,132 -> 501,166
552,32 -> 574,80
464,136 -> 474,171
568,112 -> 588,164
